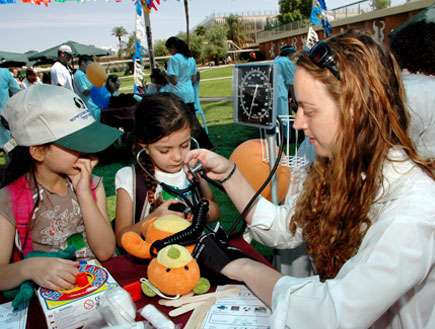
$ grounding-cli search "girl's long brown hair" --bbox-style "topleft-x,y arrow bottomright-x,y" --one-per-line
291,29 -> 435,281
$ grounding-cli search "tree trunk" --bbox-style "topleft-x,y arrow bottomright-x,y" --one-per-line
184,0 -> 190,48
118,37 -> 122,59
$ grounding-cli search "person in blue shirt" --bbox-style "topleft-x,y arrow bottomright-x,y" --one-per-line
162,36 -> 214,150
0,68 -> 21,151
274,45 -> 296,138
163,37 -> 195,105
73,55 -> 101,121
145,69 -> 168,94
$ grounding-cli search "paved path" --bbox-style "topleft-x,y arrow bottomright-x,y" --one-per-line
201,76 -> 232,82
200,96 -> 232,102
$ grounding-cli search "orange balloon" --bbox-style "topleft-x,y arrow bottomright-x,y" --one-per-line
230,139 -> 291,203
86,62 -> 106,88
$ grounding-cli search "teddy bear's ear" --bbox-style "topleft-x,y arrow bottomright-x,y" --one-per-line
193,277 -> 211,295
141,217 -> 159,236
121,231 -> 152,259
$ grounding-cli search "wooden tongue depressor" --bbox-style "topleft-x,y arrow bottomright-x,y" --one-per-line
168,301 -> 205,317
162,285 -> 241,308
158,292 -> 194,306
183,297 -> 217,329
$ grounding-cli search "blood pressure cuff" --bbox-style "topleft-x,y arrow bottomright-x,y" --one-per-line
192,229 -> 252,285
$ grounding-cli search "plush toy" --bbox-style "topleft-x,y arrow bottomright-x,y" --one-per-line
3,245 -> 76,308
142,244 -> 210,296
121,214 -> 196,259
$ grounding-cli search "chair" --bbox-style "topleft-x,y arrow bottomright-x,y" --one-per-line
193,81 -> 209,134
195,108 -> 208,135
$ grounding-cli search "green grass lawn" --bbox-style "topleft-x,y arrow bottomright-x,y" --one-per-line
199,79 -> 233,98
199,66 -> 233,80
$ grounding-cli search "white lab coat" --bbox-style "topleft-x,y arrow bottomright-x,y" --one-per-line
247,149 -> 435,329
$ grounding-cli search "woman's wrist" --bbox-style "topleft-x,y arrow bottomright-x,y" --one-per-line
221,258 -> 253,282
220,162 -> 237,184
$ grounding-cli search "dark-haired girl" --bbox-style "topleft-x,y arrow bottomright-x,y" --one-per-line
114,92 -> 219,247
162,36 -> 214,150
0,85 -> 121,292
164,36 -> 195,104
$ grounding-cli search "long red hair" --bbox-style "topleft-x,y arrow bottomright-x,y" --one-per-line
291,29 -> 435,281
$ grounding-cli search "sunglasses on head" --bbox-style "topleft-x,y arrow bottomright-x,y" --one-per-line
309,41 -> 341,81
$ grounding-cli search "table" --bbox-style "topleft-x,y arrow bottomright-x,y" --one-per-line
1,237 -> 271,329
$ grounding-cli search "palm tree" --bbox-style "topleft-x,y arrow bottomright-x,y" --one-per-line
194,25 -> 207,37
125,32 -> 137,59
226,14 -> 249,48
183,0 -> 190,48
111,26 -> 128,58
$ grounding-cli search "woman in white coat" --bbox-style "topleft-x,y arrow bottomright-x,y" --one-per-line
185,29 -> 435,329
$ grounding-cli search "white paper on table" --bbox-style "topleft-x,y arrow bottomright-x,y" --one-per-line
202,284 -> 271,329
0,301 -> 29,329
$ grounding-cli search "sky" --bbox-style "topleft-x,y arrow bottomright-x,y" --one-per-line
0,0 -> 356,54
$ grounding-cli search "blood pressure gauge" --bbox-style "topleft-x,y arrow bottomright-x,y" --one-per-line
233,63 -> 277,129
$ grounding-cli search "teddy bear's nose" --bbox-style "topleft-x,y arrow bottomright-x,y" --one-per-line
167,246 -> 181,259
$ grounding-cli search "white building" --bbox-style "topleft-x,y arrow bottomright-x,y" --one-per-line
195,10 -> 279,46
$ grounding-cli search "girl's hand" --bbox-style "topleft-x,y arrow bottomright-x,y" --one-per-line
27,257 -> 80,291
68,155 -> 99,195
184,149 -> 234,182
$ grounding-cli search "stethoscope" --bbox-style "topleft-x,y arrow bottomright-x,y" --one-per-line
135,137 -> 204,211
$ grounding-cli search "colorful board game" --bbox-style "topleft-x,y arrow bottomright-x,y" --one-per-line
37,262 -> 118,329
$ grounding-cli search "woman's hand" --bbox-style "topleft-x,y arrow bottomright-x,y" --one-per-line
186,149 -> 257,224
184,149 -> 234,182
26,257 -> 80,291
69,155 -> 99,196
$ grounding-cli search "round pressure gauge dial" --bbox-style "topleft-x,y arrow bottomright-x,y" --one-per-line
233,63 -> 277,128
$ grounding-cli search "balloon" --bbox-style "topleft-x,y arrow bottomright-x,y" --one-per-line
86,62 -> 106,88
230,139 -> 291,203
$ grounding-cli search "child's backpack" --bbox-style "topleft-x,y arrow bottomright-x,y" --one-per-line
7,176 -> 34,262
133,163 -> 148,224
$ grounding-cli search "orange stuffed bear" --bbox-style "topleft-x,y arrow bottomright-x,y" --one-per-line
121,214 -> 196,259
148,244 -> 200,296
